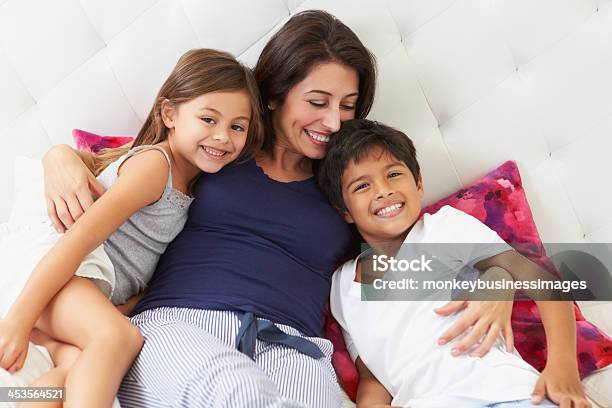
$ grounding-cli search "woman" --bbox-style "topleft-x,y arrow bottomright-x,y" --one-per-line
41,10 -> 516,407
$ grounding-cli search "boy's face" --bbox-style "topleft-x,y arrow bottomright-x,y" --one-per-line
340,146 -> 423,245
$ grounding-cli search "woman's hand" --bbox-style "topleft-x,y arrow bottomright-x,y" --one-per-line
42,145 -> 105,232
0,318 -> 31,373
532,360 -> 591,408
434,300 -> 514,357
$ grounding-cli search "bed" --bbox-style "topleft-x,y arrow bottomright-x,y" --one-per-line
1,0 -> 611,406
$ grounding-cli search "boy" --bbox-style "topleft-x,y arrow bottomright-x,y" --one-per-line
318,119 -> 589,408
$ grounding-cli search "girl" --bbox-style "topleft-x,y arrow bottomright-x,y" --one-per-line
0,48 -> 263,408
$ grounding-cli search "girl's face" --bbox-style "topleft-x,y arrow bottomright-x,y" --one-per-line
163,90 -> 252,174
270,62 -> 359,159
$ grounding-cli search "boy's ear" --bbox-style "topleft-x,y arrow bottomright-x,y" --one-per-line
336,207 -> 355,224
417,175 -> 424,197
332,205 -> 355,224
160,99 -> 176,128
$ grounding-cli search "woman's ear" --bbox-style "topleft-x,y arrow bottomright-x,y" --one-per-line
160,99 -> 176,128
267,100 -> 278,111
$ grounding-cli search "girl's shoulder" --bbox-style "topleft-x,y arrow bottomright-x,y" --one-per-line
121,145 -> 194,209
120,145 -> 170,179
103,145 -> 172,206
125,144 -> 169,162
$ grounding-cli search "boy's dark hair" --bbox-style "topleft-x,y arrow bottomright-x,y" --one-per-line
318,119 -> 420,211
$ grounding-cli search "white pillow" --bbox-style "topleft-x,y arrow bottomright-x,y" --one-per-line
8,157 -> 48,226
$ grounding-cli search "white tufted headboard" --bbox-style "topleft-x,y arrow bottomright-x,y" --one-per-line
2,0 -> 612,243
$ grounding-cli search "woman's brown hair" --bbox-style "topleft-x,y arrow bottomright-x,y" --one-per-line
95,48 -> 264,175
253,10 -> 377,151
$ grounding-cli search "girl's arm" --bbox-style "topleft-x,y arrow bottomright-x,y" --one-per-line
355,357 -> 399,408
42,145 -> 105,232
0,150 -> 169,369
474,251 -> 590,407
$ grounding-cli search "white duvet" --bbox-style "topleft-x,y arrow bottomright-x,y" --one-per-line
0,222 -> 121,407
0,223 -> 54,407
3,219 -> 610,408
2,153 -> 611,407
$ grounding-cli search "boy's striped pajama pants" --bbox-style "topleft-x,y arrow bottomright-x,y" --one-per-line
117,307 -> 342,408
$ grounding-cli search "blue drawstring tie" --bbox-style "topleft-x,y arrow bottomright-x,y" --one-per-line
235,311 -> 324,360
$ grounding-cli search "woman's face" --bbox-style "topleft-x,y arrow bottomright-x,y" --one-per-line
270,62 -> 359,159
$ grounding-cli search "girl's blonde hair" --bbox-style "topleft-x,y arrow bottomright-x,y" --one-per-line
95,48 -> 264,175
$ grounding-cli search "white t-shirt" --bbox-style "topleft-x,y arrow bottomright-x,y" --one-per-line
330,206 -> 541,407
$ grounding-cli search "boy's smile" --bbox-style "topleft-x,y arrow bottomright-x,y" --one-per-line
341,146 -> 423,245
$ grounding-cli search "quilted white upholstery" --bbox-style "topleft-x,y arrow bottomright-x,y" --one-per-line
2,0 -> 612,243
1,0 -> 611,406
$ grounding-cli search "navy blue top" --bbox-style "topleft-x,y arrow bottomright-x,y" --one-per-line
132,159 -> 357,336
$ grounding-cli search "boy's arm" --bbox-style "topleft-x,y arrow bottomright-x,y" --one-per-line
355,357 -> 399,408
475,251 -> 590,407
532,301 -> 589,406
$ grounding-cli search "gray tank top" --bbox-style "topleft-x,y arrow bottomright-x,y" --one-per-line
96,145 -> 194,304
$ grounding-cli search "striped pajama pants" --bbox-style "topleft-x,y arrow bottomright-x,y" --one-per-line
117,307 -> 342,408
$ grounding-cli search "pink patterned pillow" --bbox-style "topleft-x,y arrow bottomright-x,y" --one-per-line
72,129 -> 133,153
327,160 -> 612,402
421,161 -> 547,263
325,303 -> 359,401
420,160 -> 612,377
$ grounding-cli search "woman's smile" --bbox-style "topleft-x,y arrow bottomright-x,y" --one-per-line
304,129 -> 331,145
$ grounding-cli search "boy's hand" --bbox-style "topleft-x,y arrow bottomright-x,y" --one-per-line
435,300 -> 514,357
0,318 -> 31,373
532,361 -> 591,408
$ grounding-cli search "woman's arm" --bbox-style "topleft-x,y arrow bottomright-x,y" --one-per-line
355,357 -> 398,408
44,144 -> 97,173
435,266 -> 516,356
0,150 -> 169,371
42,145 -> 105,232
